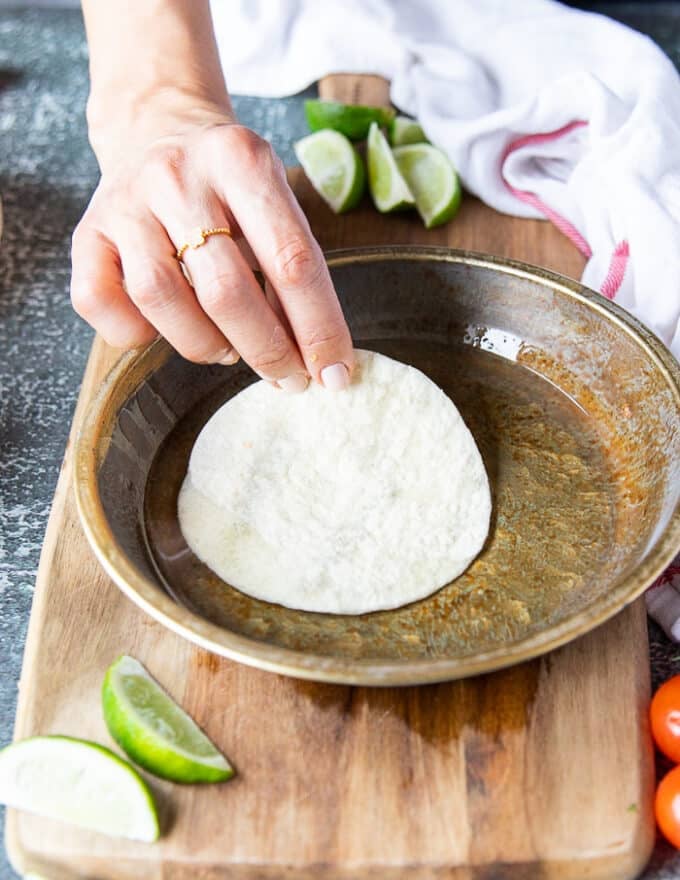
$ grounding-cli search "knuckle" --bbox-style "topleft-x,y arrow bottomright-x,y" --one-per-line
128,262 -> 175,311
70,277 -> 100,319
299,320 -> 348,350
274,239 -> 324,290
71,216 -> 102,258
196,271 -> 248,319
250,342 -> 294,375
225,125 -> 273,172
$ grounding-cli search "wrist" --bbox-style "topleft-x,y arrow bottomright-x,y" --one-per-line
87,84 -> 234,174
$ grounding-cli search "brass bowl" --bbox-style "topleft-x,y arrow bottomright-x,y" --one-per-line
75,247 -> 680,685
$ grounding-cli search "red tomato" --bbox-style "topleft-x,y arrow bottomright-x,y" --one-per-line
651,675 -> 680,762
656,766 -> 680,847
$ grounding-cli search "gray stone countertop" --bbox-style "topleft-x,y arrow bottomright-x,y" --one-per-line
1,4 -> 680,878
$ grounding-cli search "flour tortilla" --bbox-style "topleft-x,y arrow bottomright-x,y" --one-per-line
178,349 -> 491,615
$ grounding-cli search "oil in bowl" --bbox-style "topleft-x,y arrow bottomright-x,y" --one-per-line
144,339 -> 616,662
78,248 -> 680,684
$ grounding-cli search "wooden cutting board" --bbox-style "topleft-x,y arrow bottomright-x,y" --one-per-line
6,75 -> 655,880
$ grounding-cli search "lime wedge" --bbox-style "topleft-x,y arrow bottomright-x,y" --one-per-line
366,121 -> 416,213
389,116 -> 429,146
392,143 -> 462,228
304,99 -> 395,140
0,736 -> 159,842
102,655 -> 233,784
294,130 -> 365,213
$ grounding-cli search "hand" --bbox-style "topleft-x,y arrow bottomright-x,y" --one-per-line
71,99 -> 354,391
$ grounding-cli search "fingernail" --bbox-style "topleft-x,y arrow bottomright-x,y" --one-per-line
219,349 -> 240,365
321,362 -> 350,391
278,373 -> 309,394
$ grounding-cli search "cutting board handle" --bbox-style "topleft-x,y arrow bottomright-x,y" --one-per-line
318,74 -> 391,108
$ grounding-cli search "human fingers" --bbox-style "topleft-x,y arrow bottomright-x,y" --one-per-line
162,209 -> 309,392
114,215 -> 239,365
210,126 -> 354,389
264,278 -> 294,339
70,223 -> 156,349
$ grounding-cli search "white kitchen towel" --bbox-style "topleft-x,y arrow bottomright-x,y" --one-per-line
210,0 -> 680,635
211,0 -> 680,359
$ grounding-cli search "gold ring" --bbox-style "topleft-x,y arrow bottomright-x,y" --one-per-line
175,225 -> 231,261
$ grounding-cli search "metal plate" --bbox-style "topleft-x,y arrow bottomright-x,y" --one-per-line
74,247 -> 680,685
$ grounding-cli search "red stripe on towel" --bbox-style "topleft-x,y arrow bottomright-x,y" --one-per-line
501,120 -> 591,257
599,240 -> 630,300
501,121 -> 630,300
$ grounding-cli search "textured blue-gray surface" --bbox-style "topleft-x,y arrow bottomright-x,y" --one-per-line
1,5 -> 680,879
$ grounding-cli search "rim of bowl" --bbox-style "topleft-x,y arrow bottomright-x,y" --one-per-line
74,246 -> 680,686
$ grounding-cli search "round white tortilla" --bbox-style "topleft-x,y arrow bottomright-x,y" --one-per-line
178,349 -> 491,615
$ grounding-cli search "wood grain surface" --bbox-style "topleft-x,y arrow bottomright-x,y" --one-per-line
6,75 -> 655,880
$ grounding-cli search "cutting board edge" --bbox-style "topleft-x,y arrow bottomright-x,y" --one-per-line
3,827 -> 656,880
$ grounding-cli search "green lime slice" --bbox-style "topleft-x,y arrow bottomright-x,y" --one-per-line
392,143 -> 462,228
366,121 -> 416,213
389,116 -> 429,146
304,99 -> 395,140
294,130 -> 365,213
102,655 -> 233,784
0,736 -> 159,842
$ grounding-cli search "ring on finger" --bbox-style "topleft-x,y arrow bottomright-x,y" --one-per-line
175,225 -> 232,262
